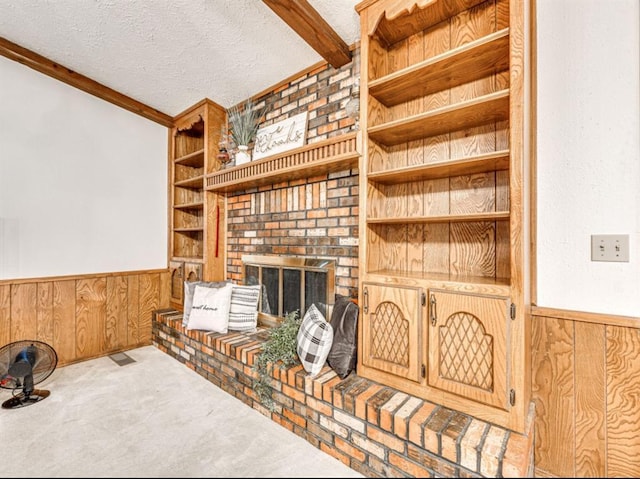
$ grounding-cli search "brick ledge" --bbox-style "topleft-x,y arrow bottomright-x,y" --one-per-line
152,309 -> 534,478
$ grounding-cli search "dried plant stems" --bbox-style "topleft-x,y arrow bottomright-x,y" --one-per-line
227,99 -> 265,147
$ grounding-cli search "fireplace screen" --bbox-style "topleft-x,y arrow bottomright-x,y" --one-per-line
242,255 -> 335,323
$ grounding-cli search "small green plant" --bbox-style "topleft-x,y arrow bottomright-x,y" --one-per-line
227,98 -> 265,147
253,310 -> 301,410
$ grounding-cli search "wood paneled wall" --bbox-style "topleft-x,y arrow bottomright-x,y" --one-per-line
0,270 -> 170,366
532,313 -> 640,477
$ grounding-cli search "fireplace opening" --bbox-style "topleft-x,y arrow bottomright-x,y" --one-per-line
242,255 -> 335,326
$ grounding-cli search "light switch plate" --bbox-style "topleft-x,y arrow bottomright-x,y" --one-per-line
591,234 -> 630,262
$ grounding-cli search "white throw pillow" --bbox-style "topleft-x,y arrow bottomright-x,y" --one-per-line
228,284 -> 261,332
182,280 -> 230,327
187,283 -> 234,333
296,304 -> 333,377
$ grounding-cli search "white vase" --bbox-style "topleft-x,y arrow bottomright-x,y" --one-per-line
235,145 -> 251,166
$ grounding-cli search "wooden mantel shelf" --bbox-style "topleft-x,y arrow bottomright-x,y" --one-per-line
205,132 -> 359,192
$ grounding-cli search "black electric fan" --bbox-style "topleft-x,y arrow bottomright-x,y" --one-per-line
0,340 -> 58,409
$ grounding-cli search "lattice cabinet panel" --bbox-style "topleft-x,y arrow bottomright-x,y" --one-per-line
427,289 -> 510,410
438,311 -> 493,390
371,302 -> 410,367
361,283 -> 424,383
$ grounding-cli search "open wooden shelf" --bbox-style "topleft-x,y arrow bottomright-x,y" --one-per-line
170,256 -> 204,264
205,132 -> 359,192
364,0 -> 487,46
369,29 -> 509,106
173,201 -> 204,210
367,211 -> 510,224
366,269 -> 511,290
368,89 -> 510,146
174,148 -> 205,167
173,227 -> 204,233
368,150 -> 510,184
174,175 -> 204,188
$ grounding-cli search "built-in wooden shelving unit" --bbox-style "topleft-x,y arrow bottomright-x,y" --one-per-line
169,98 -> 226,308
205,132 -> 359,192
356,0 -> 530,434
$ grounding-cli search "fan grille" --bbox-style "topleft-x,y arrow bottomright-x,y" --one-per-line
0,340 -> 58,390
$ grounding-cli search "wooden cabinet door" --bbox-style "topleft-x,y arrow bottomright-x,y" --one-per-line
170,261 -> 203,309
184,262 -> 203,283
169,261 -> 184,305
427,290 -> 510,410
361,283 -> 424,383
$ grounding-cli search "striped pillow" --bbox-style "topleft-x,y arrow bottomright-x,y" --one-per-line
227,284 -> 261,332
296,304 -> 333,377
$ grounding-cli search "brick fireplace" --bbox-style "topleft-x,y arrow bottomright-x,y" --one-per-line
225,169 -> 359,300
222,45 -> 360,301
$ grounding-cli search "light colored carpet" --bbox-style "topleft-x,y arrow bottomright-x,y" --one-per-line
0,345 -> 363,478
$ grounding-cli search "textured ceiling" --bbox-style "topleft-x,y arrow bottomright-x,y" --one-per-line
0,0 -> 361,116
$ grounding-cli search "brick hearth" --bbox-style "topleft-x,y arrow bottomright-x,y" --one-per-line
152,309 -> 534,478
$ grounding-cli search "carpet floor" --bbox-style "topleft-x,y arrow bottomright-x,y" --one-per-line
0,345 -> 363,478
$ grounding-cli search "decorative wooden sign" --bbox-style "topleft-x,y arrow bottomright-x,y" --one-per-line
253,111 -> 308,161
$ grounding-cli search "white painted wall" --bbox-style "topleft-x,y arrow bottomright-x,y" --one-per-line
536,0 -> 640,317
0,56 -> 167,280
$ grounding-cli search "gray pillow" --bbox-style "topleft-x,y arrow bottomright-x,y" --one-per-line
327,294 -> 359,379
183,280 -> 230,327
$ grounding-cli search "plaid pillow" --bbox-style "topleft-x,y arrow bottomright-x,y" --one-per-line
296,304 -> 333,377
228,284 -> 261,332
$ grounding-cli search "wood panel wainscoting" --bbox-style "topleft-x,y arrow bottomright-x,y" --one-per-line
531,307 -> 640,478
0,269 -> 170,366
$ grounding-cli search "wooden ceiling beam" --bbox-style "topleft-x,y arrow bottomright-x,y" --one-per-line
0,36 -> 173,127
262,0 -> 352,68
